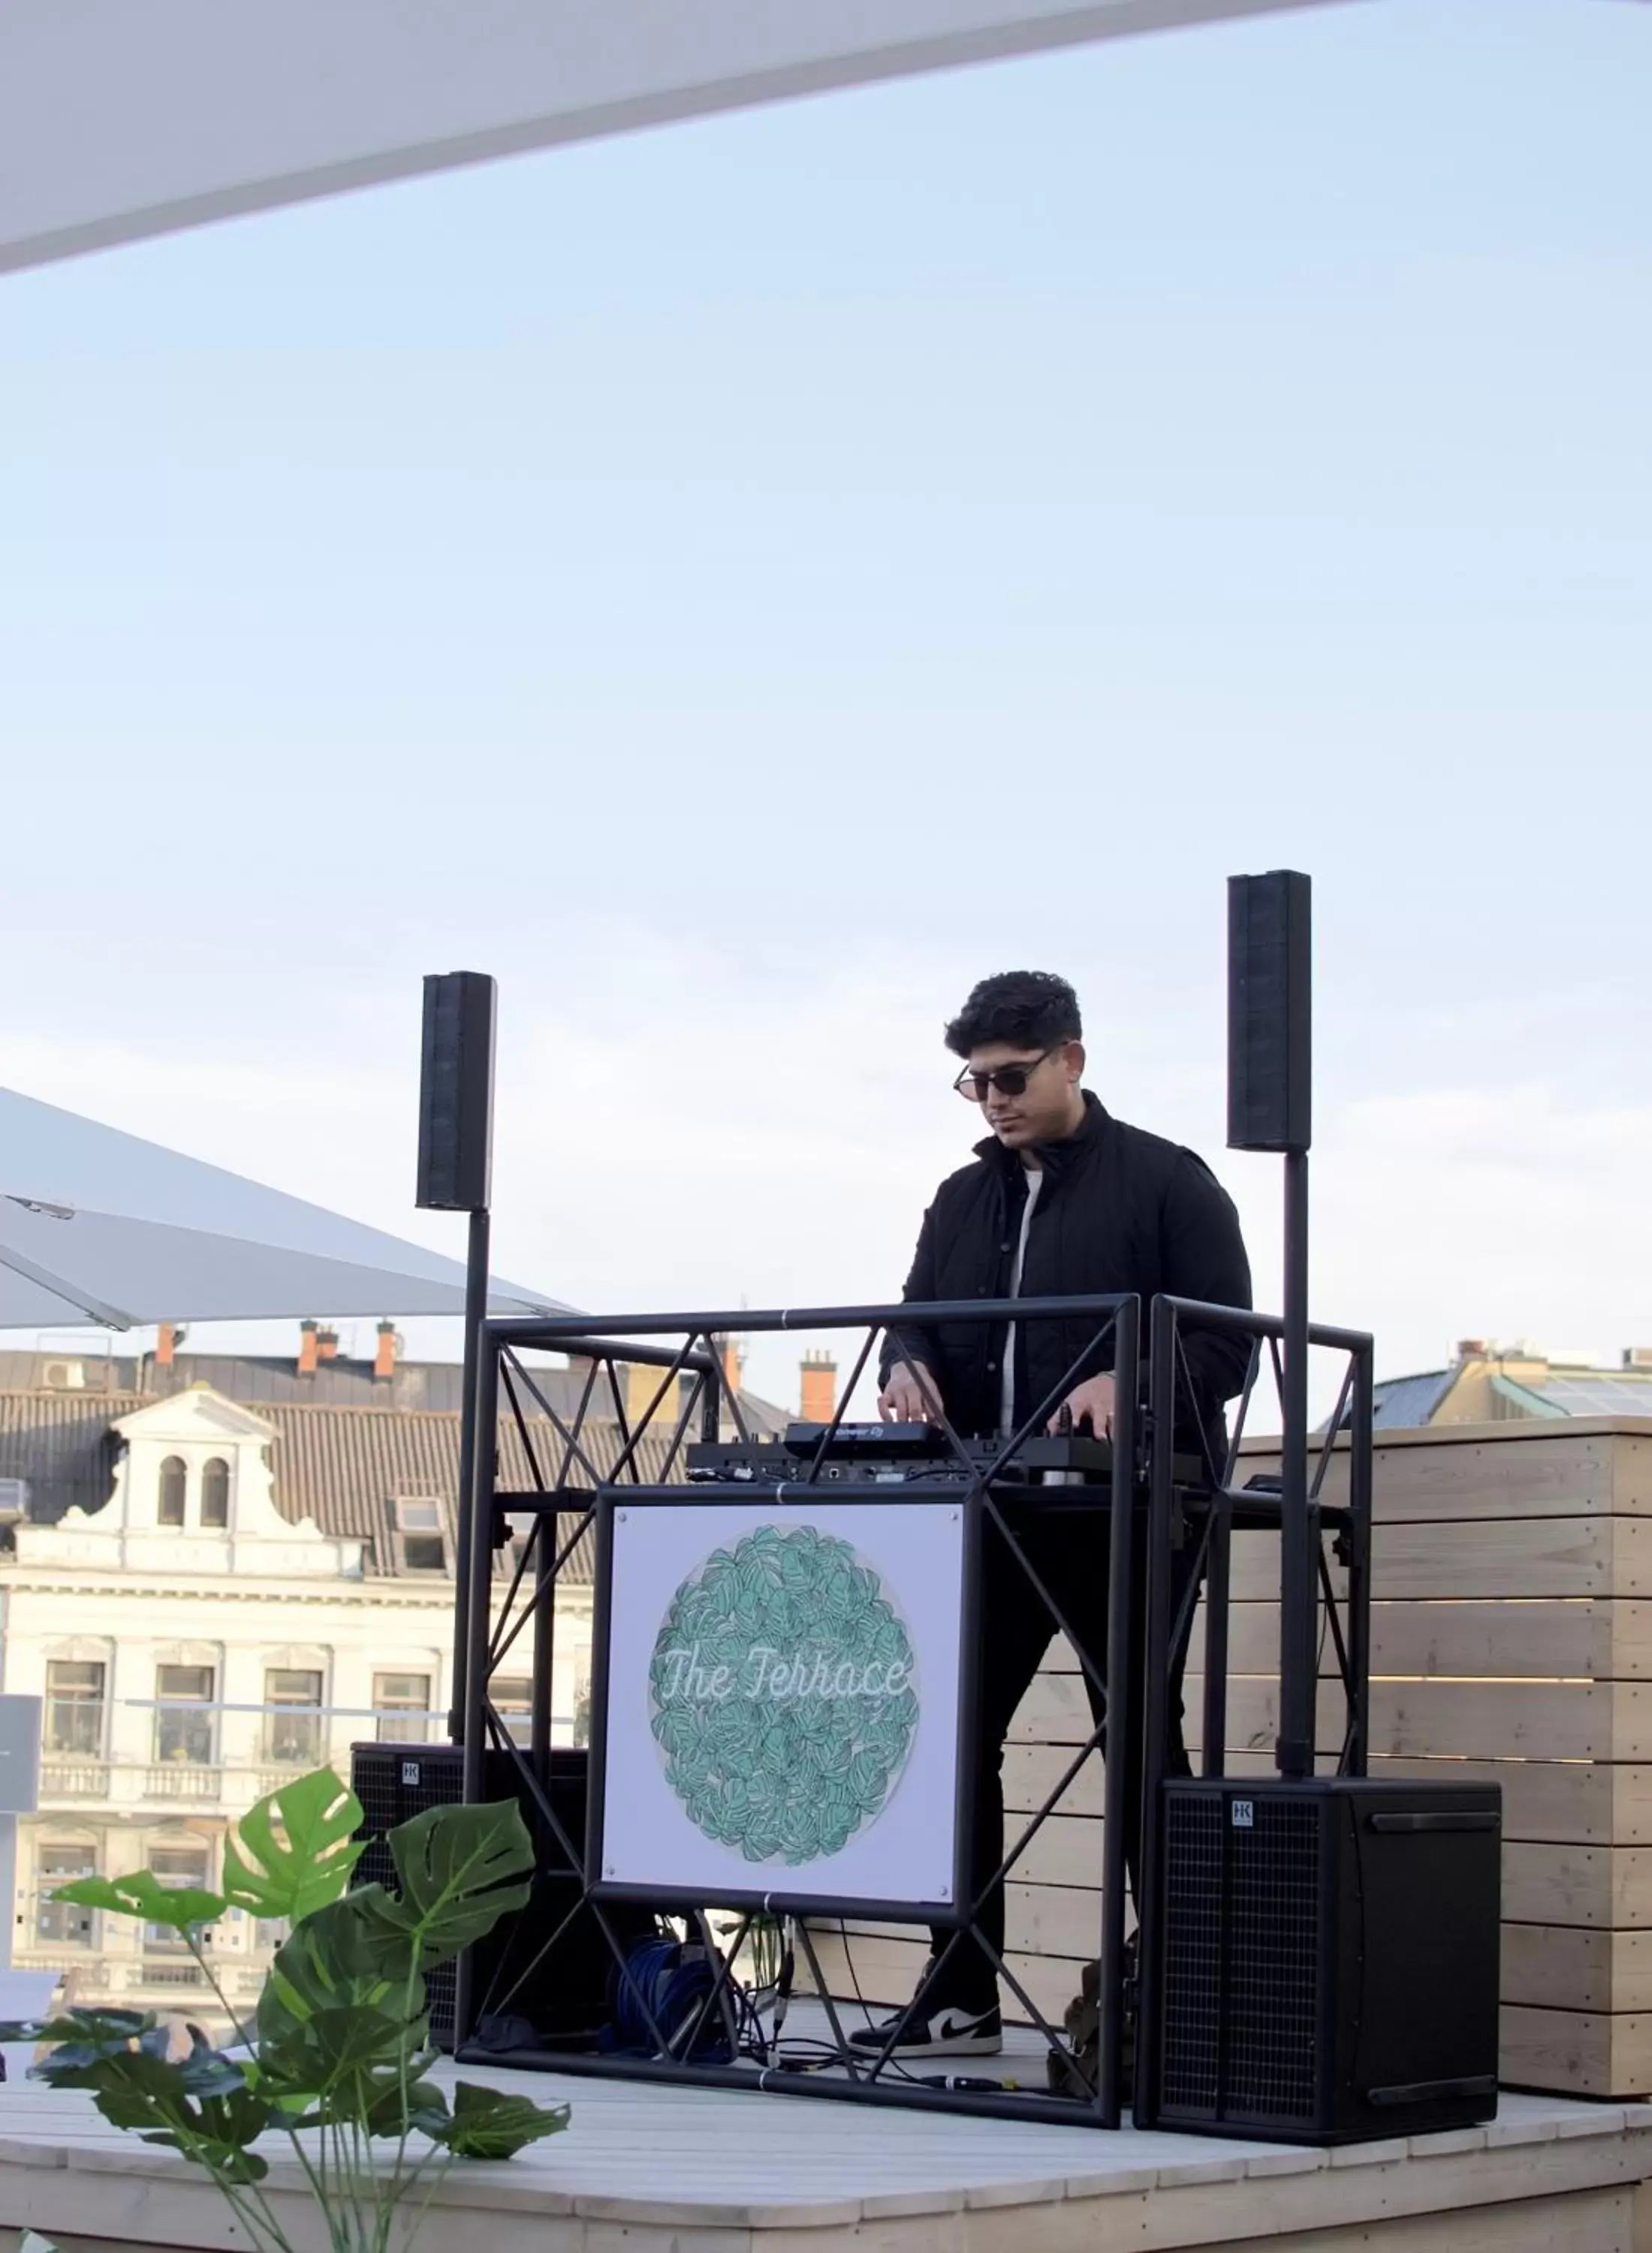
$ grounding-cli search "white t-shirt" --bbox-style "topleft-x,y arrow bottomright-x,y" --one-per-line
999,1166 -> 1044,1438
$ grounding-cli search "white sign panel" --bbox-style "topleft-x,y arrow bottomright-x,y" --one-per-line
0,1697 -> 42,1817
0,0 -> 1349,276
598,1500 -> 966,1911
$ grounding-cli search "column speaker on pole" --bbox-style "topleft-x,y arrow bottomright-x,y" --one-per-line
416,972 -> 496,1212
1227,871 -> 1312,1154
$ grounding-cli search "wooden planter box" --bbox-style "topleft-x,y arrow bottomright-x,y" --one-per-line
806,1419 -> 1652,2100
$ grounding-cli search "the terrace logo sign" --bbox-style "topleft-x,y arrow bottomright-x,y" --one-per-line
647,1524 -> 919,1865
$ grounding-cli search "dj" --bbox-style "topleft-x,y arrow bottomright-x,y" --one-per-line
852,970 -> 1253,2062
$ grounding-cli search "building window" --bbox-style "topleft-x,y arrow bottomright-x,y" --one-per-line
200,1458 -> 230,1529
146,1841 -> 212,1953
158,1456 -> 187,1528
392,1498 -> 446,1573
493,1676 -> 532,1745
155,1665 -> 216,1765
374,1672 -> 433,1745
35,1841 -> 98,1948
44,1660 -> 107,1757
573,1651 -> 592,1749
264,1669 -> 324,1767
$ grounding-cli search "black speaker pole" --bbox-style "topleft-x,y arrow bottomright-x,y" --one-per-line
451,1202 -> 492,1742
1225,870 -> 1315,1781
415,970 -> 499,1746
1278,1143 -> 1314,1778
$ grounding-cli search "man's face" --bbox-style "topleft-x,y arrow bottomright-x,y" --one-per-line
961,1040 -> 1084,1150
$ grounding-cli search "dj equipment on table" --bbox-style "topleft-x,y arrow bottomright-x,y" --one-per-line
1150,1776 -> 1501,2143
686,1421 -> 1208,1490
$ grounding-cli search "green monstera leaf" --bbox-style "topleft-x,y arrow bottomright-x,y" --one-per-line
364,1798 -> 532,1968
426,2081 -> 571,2161
0,2007 -> 151,2053
17,2025 -> 273,2185
258,2006 -> 430,2127
51,1871 -> 227,1933
258,1891 -> 415,2046
256,1890 -> 430,2119
222,1767 -> 365,1923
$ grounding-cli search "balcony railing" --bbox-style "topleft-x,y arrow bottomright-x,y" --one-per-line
255,1760 -> 323,1799
140,1960 -> 209,1989
39,1759 -> 112,1799
143,1763 -> 223,1801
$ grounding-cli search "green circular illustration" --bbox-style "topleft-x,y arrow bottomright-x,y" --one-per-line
648,1523 -> 920,1864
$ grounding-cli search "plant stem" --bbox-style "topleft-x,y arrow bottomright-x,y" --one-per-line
164,2113 -> 295,2253
188,1928 -> 260,2053
181,1933 -> 321,2253
399,2143 -> 460,2250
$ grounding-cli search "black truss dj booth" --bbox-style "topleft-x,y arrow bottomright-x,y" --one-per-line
349,1282 -> 1494,2140
386,877 -> 1501,2140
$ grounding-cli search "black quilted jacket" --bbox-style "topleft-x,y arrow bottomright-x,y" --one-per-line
882,1093 -> 1253,1450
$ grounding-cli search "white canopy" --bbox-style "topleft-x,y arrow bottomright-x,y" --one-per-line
1,0 -> 1343,276
0,1086 -> 565,1329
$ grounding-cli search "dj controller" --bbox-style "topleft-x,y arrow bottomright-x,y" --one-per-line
688,1419 -> 1138,1485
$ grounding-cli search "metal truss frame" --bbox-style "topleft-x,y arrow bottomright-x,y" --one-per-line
448,1287 -> 1372,2134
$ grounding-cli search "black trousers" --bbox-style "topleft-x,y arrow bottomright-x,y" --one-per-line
924,1500 -> 1202,2011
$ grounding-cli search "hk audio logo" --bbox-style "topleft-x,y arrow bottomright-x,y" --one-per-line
649,1522 -> 918,1864
1232,1799 -> 1255,1828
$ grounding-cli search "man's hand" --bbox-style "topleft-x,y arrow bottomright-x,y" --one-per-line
879,1361 -> 939,1423
1050,1373 -> 1116,1437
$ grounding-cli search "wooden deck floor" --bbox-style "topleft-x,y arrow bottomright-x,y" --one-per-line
2,2061 -> 1650,2253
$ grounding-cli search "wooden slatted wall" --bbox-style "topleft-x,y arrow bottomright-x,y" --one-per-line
803,1419 -> 1652,2097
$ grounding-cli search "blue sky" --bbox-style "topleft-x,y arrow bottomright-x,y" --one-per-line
2,0 -> 1649,1418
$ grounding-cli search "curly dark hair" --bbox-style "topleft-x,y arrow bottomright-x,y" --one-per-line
943,971 -> 1082,1059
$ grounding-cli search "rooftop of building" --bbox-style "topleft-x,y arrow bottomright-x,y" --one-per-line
0,1383 -> 719,1584
1369,1341 -> 1652,1428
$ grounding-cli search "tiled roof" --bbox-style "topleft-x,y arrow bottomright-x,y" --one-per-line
1368,1371 -> 1455,1429
1512,1371 -> 1652,1418
0,1346 -> 791,1428
0,1390 -> 693,1582
0,1389 -> 132,1520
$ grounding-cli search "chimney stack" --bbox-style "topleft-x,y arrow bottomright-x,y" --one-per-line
316,1326 -> 339,1364
1455,1339 -> 1489,1362
626,1360 -> 671,1430
156,1322 -> 179,1370
800,1350 -> 838,1424
297,1320 -> 319,1378
719,1336 -> 744,1403
374,1321 -> 399,1383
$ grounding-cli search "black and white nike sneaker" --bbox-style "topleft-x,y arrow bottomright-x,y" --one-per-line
846,1998 -> 1003,2060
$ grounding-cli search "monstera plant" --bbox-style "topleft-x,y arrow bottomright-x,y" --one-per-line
0,1769 -> 568,2253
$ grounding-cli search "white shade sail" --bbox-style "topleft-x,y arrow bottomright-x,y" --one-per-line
0,1087 -> 567,1329
1,0 -> 1344,276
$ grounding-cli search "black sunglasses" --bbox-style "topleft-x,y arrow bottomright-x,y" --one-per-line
953,1048 -> 1059,1102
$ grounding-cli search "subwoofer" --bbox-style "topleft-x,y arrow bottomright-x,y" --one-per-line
348,1742 -> 656,2052
1150,1777 -> 1500,2143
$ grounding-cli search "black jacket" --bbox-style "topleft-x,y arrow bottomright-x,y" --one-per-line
883,1093 -> 1253,1449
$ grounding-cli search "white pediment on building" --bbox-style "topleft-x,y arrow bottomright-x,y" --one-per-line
112,1389 -> 278,1449
17,1383 -> 363,1580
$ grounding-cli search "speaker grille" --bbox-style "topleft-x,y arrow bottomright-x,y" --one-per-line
351,1748 -> 468,2044
1228,1796 -> 1320,2122
1161,1787 -> 1322,2125
1162,1791 -> 1225,2113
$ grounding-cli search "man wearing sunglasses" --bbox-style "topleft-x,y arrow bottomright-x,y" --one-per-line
853,970 -> 1252,2067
